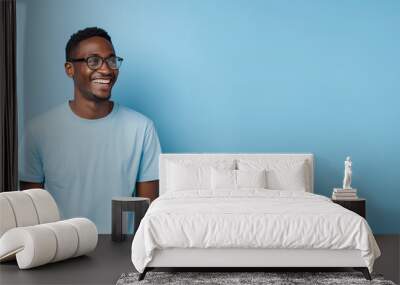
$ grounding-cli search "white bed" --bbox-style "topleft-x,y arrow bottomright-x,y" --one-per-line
131,154 -> 380,280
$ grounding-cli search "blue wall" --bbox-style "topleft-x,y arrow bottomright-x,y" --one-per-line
17,0 -> 400,233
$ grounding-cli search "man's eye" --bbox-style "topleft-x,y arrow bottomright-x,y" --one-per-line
88,57 -> 100,65
108,57 -> 117,64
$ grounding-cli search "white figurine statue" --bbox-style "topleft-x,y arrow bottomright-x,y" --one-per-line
343,156 -> 352,189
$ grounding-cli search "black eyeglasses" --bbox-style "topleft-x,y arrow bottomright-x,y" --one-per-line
68,55 -> 123,70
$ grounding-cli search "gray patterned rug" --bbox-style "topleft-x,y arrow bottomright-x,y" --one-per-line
116,271 -> 396,285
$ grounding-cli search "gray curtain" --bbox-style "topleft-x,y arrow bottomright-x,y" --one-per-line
0,0 -> 18,192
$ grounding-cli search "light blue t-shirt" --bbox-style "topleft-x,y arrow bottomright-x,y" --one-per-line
19,102 -> 161,233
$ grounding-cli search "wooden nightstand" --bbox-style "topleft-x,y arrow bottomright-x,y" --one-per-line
332,198 -> 366,218
112,197 -> 150,242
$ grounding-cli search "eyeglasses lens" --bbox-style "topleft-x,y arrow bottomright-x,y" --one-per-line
106,57 -> 118,69
86,56 -> 122,70
87,56 -> 102,70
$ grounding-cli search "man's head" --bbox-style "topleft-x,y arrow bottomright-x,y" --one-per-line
65,27 -> 122,102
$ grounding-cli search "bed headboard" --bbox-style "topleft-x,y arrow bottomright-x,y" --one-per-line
159,153 -> 314,195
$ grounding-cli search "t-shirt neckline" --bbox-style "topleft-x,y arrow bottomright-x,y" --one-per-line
66,101 -> 119,123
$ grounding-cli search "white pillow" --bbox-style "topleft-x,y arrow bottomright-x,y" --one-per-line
237,159 -> 308,191
167,163 -> 209,191
211,169 -> 267,190
211,168 -> 236,189
237,169 -> 267,188
167,160 -> 235,191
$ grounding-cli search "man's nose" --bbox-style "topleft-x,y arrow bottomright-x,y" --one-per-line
97,60 -> 112,74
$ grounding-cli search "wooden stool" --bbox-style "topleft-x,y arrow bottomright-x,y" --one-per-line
111,197 -> 150,242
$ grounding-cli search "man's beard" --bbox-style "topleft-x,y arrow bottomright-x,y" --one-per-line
82,91 -> 112,102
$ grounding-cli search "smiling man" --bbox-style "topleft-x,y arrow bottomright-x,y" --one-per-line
19,27 -> 161,233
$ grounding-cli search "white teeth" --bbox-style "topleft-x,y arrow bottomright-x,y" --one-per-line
93,79 -> 111,84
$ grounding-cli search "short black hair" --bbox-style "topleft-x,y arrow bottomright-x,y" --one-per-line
65,27 -> 112,61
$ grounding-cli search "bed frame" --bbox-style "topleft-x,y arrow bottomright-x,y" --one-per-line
139,153 -> 371,280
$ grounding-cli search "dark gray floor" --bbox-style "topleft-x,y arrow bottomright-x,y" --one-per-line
0,235 -> 399,285
374,235 -> 400,284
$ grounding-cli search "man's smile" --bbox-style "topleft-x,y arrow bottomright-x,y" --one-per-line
92,78 -> 111,84
91,75 -> 113,84
91,76 -> 114,90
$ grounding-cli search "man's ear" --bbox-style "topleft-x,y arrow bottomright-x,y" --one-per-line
64,62 -> 74,78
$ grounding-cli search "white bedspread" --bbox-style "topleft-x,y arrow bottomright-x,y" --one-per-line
131,190 -> 380,273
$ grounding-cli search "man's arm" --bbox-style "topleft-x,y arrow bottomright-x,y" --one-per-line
136,180 -> 159,202
20,181 -> 44,190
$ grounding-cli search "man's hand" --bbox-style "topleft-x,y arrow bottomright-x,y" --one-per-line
136,180 -> 159,202
19,181 -> 44,190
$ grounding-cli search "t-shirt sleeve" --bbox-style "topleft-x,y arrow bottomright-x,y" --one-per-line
137,121 -> 161,182
18,127 -> 44,183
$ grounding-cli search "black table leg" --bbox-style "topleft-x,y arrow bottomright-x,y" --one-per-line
134,202 -> 149,234
112,200 -> 123,242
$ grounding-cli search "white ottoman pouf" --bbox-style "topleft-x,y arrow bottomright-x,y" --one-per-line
0,190 -> 98,269
0,218 -> 97,269
0,189 -> 59,235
